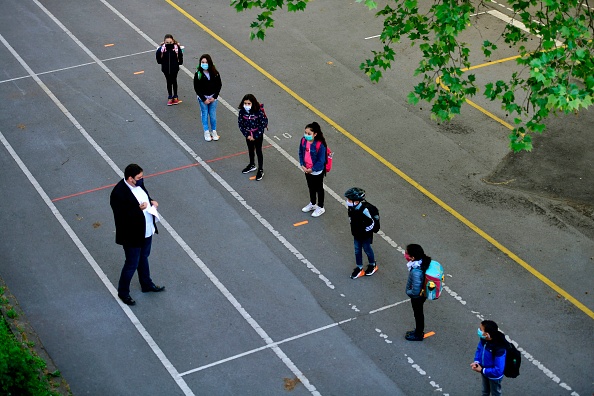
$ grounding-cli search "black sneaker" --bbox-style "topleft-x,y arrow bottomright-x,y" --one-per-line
256,169 -> 264,181
405,329 -> 417,336
242,164 -> 257,173
365,264 -> 378,276
351,267 -> 365,279
405,332 -> 424,341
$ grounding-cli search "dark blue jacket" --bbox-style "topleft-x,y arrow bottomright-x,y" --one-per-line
474,339 -> 506,380
298,138 -> 327,173
406,266 -> 425,298
348,203 -> 374,241
238,108 -> 268,140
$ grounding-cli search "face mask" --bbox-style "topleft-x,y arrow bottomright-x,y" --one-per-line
346,200 -> 354,207
135,178 -> 144,188
201,63 -> 209,70
304,134 -> 314,141
244,105 -> 251,112
404,252 -> 412,262
477,328 -> 486,339
165,43 -> 174,49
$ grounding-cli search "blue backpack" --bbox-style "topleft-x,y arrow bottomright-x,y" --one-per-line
421,260 -> 444,300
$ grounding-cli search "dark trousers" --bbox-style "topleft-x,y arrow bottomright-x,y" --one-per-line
305,172 -> 324,208
246,135 -> 264,170
118,236 -> 154,297
411,297 -> 427,335
163,71 -> 178,97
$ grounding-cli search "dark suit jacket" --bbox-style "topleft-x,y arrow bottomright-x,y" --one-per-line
110,179 -> 158,247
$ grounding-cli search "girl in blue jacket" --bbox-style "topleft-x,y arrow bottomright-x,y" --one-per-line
238,94 -> 268,181
299,122 -> 327,218
404,244 -> 431,341
471,320 -> 507,396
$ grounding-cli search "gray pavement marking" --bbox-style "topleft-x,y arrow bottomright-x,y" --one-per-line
23,1 -> 324,393
88,1 -> 583,393
0,49 -> 154,85
0,130 -> 195,396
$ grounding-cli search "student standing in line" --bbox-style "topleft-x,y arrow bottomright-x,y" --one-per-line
238,94 -> 268,181
156,34 -> 183,106
471,320 -> 507,396
194,54 -> 222,142
344,187 -> 377,279
299,122 -> 327,217
404,243 -> 430,341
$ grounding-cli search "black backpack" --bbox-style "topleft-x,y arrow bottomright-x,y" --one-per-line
504,341 -> 521,378
363,202 -> 380,233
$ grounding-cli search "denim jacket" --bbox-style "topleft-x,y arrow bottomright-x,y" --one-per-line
298,138 -> 327,173
406,267 -> 424,298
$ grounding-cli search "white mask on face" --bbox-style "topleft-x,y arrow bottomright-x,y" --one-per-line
244,105 -> 251,112
346,200 -> 354,207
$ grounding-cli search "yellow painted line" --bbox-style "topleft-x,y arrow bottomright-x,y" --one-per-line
423,331 -> 436,339
293,221 -> 309,227
165,0 -> 594,320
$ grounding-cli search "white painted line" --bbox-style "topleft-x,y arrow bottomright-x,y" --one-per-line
180,317 -> 356,377
374,328 -> 449,395
487,9 -> 563,47
29,2 -> 321,394
364,34 -> 381,40
0,32 -> 195,396
368,299 -> 409,314
0,49 -> 154,85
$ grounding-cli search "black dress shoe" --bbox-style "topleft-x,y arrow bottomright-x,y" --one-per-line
141,284 -> 165,293
119,295 -> 136,306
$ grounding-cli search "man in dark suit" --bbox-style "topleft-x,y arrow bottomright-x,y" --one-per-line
110,164 -> 165,306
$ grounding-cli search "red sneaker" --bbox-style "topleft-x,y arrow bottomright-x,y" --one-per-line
167,98 -> 173,106
172,98 -> 180,105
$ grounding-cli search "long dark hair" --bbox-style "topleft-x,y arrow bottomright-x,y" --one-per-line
238,94 -> 261,112
305,122 -> 327,148
198,54 -> 219,76
406,244 -> 432,272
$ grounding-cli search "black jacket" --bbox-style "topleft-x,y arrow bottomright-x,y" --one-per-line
110,179 -> 158,247
156,44 -> 183,74
193,70 -> 222,102
348,202 -> 374,241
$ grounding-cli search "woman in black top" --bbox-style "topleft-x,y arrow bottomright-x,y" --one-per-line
193,54 -> 222,141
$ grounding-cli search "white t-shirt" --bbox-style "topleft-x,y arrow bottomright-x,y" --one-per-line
126,180 -> 155,238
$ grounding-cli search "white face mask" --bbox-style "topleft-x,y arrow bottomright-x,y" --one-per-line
244,105 -> 251,112
346,200 -> 354,207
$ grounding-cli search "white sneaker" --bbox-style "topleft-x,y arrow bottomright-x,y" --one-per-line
211,130 -> 219,141
204,131 -> 212,142
312,207 -> 325,217
302,203 -> 316,212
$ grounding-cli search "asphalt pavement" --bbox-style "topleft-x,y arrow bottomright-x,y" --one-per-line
0,0 -> 592,395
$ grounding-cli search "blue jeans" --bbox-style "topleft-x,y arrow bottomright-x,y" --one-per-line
354,237 -> 375,268
118,236 -> 154,297
198,97 -> 218,132
481,374 -> 502,396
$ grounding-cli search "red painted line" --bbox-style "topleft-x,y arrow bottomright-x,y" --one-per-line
51,145 -> 272,202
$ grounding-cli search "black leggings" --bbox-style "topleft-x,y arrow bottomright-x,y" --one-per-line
305,172 -> 324,208
163,71 -> 178,97
411,297 -> 426,335
246,135 -> 264,170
